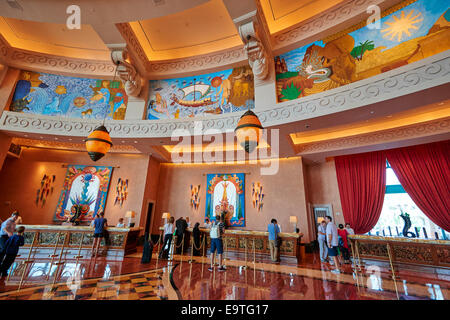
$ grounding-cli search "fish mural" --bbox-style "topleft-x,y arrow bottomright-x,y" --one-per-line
147,65 -> 255,120
275,0 -> 450,102
10,71 -> 128,120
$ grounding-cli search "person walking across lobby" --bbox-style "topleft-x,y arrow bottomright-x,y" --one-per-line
325,216 -> 340,274
91,212 -> 107,257
267,219 -> 280,263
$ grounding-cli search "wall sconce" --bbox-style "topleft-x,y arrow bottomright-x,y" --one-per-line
290,216 -> 298,233
125,210 -> 136,227
252,182 -> 264,212
162,212 -> 170,224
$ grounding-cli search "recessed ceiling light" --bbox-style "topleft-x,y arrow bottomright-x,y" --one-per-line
370,111 -> 375,114
438,102 -> 445,106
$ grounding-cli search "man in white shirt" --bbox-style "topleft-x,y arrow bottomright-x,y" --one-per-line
325,216 -> 340,274
345,223 -> 355,235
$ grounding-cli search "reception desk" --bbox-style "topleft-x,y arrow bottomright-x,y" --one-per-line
17,225 -> 142,261
348,234 -> 450,268
160,227 -> 304,262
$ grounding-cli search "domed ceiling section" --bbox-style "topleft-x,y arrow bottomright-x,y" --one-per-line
129,0 -> 243,61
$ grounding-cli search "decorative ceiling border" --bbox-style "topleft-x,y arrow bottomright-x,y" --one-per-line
270,0 -> 403,52
0,51 -> 448,138
11,137 -> 141,154
117,22 -> 247,79
0,34 -> 116,78
294,118 -> 450,154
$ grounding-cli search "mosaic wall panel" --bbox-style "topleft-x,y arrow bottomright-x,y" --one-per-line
436,247 -> 450,265
358,242 -> 389,258
279,240 -> 294,254
23,232 -> 36,245
69,233 -> 94,246
392,244 -> 434,263
37,232 -> 66,246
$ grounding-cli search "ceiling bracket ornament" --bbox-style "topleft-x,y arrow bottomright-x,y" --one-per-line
110,47 -> 143,97
238,20 -> 270,83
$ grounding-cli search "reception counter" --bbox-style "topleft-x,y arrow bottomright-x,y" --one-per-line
348,234 -> 450,268
160,227 -> 304,262
17,224 -> 142,261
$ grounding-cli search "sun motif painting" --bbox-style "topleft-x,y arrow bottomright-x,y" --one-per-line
205,173 -> 245,227
10,70 -> 128,120
54,166 -> 113,222
147,65 -> 255,120
274,0 -> 450,102
382,9 -> 423,42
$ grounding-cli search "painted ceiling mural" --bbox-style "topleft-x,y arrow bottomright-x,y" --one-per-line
275,0 -> 450,102
147,65 -> 255,120
10,70 -> 128,120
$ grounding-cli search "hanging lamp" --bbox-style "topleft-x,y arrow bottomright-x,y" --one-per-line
85,61 -> 119,161
234,109 -> 263,153
85,125 -> 113,161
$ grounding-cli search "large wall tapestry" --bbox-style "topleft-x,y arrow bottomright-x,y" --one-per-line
205,173 -> 245,227
10,70 -> 128,120
147,65 -> 254,120
274,0 -> 450,102
54,165 -> 113,222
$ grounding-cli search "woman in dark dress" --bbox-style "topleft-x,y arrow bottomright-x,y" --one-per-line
192,222 -> 201,256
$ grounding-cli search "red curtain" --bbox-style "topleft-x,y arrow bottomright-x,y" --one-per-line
386,140 -> 450,232
335,151 -> 386,234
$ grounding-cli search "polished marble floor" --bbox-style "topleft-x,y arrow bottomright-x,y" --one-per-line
0,249 -> 447,300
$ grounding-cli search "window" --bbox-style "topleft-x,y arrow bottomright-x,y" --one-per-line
369,162 -> 450,240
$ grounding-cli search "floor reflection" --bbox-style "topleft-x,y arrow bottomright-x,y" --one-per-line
0,252 -> 447,300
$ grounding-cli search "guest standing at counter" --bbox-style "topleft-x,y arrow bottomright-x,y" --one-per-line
268,219 -> 280,263
92,212 -> 107,257
0,212 -> 19,254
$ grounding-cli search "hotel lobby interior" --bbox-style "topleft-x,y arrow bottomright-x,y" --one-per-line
0,0 -> 448,304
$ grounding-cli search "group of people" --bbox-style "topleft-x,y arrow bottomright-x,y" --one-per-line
159,215 -> 227,272
0,211 -> 25,277
318,216 -> 354,274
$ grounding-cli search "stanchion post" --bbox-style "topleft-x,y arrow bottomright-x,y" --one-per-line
46,232 -> 61,280
18,232 -> 37,290
189,236 -> 194,263
386,243 -> 399,300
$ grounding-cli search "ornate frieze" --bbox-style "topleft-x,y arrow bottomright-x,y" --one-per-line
0,35 -> 115,78
295,118 -> 450,154
0,51 -> 448,138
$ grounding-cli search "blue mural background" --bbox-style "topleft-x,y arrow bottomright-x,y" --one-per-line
10,70 -> 128,120
147,65 -> 255,120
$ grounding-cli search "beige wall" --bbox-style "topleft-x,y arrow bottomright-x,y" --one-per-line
304,160 -> 345,228
153,157 -> 313,242
0,147 -> 157,228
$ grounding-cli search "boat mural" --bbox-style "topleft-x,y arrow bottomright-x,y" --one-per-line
9,70 -> 128,120
274,0 -> 450,102
147,65 -> 255,120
